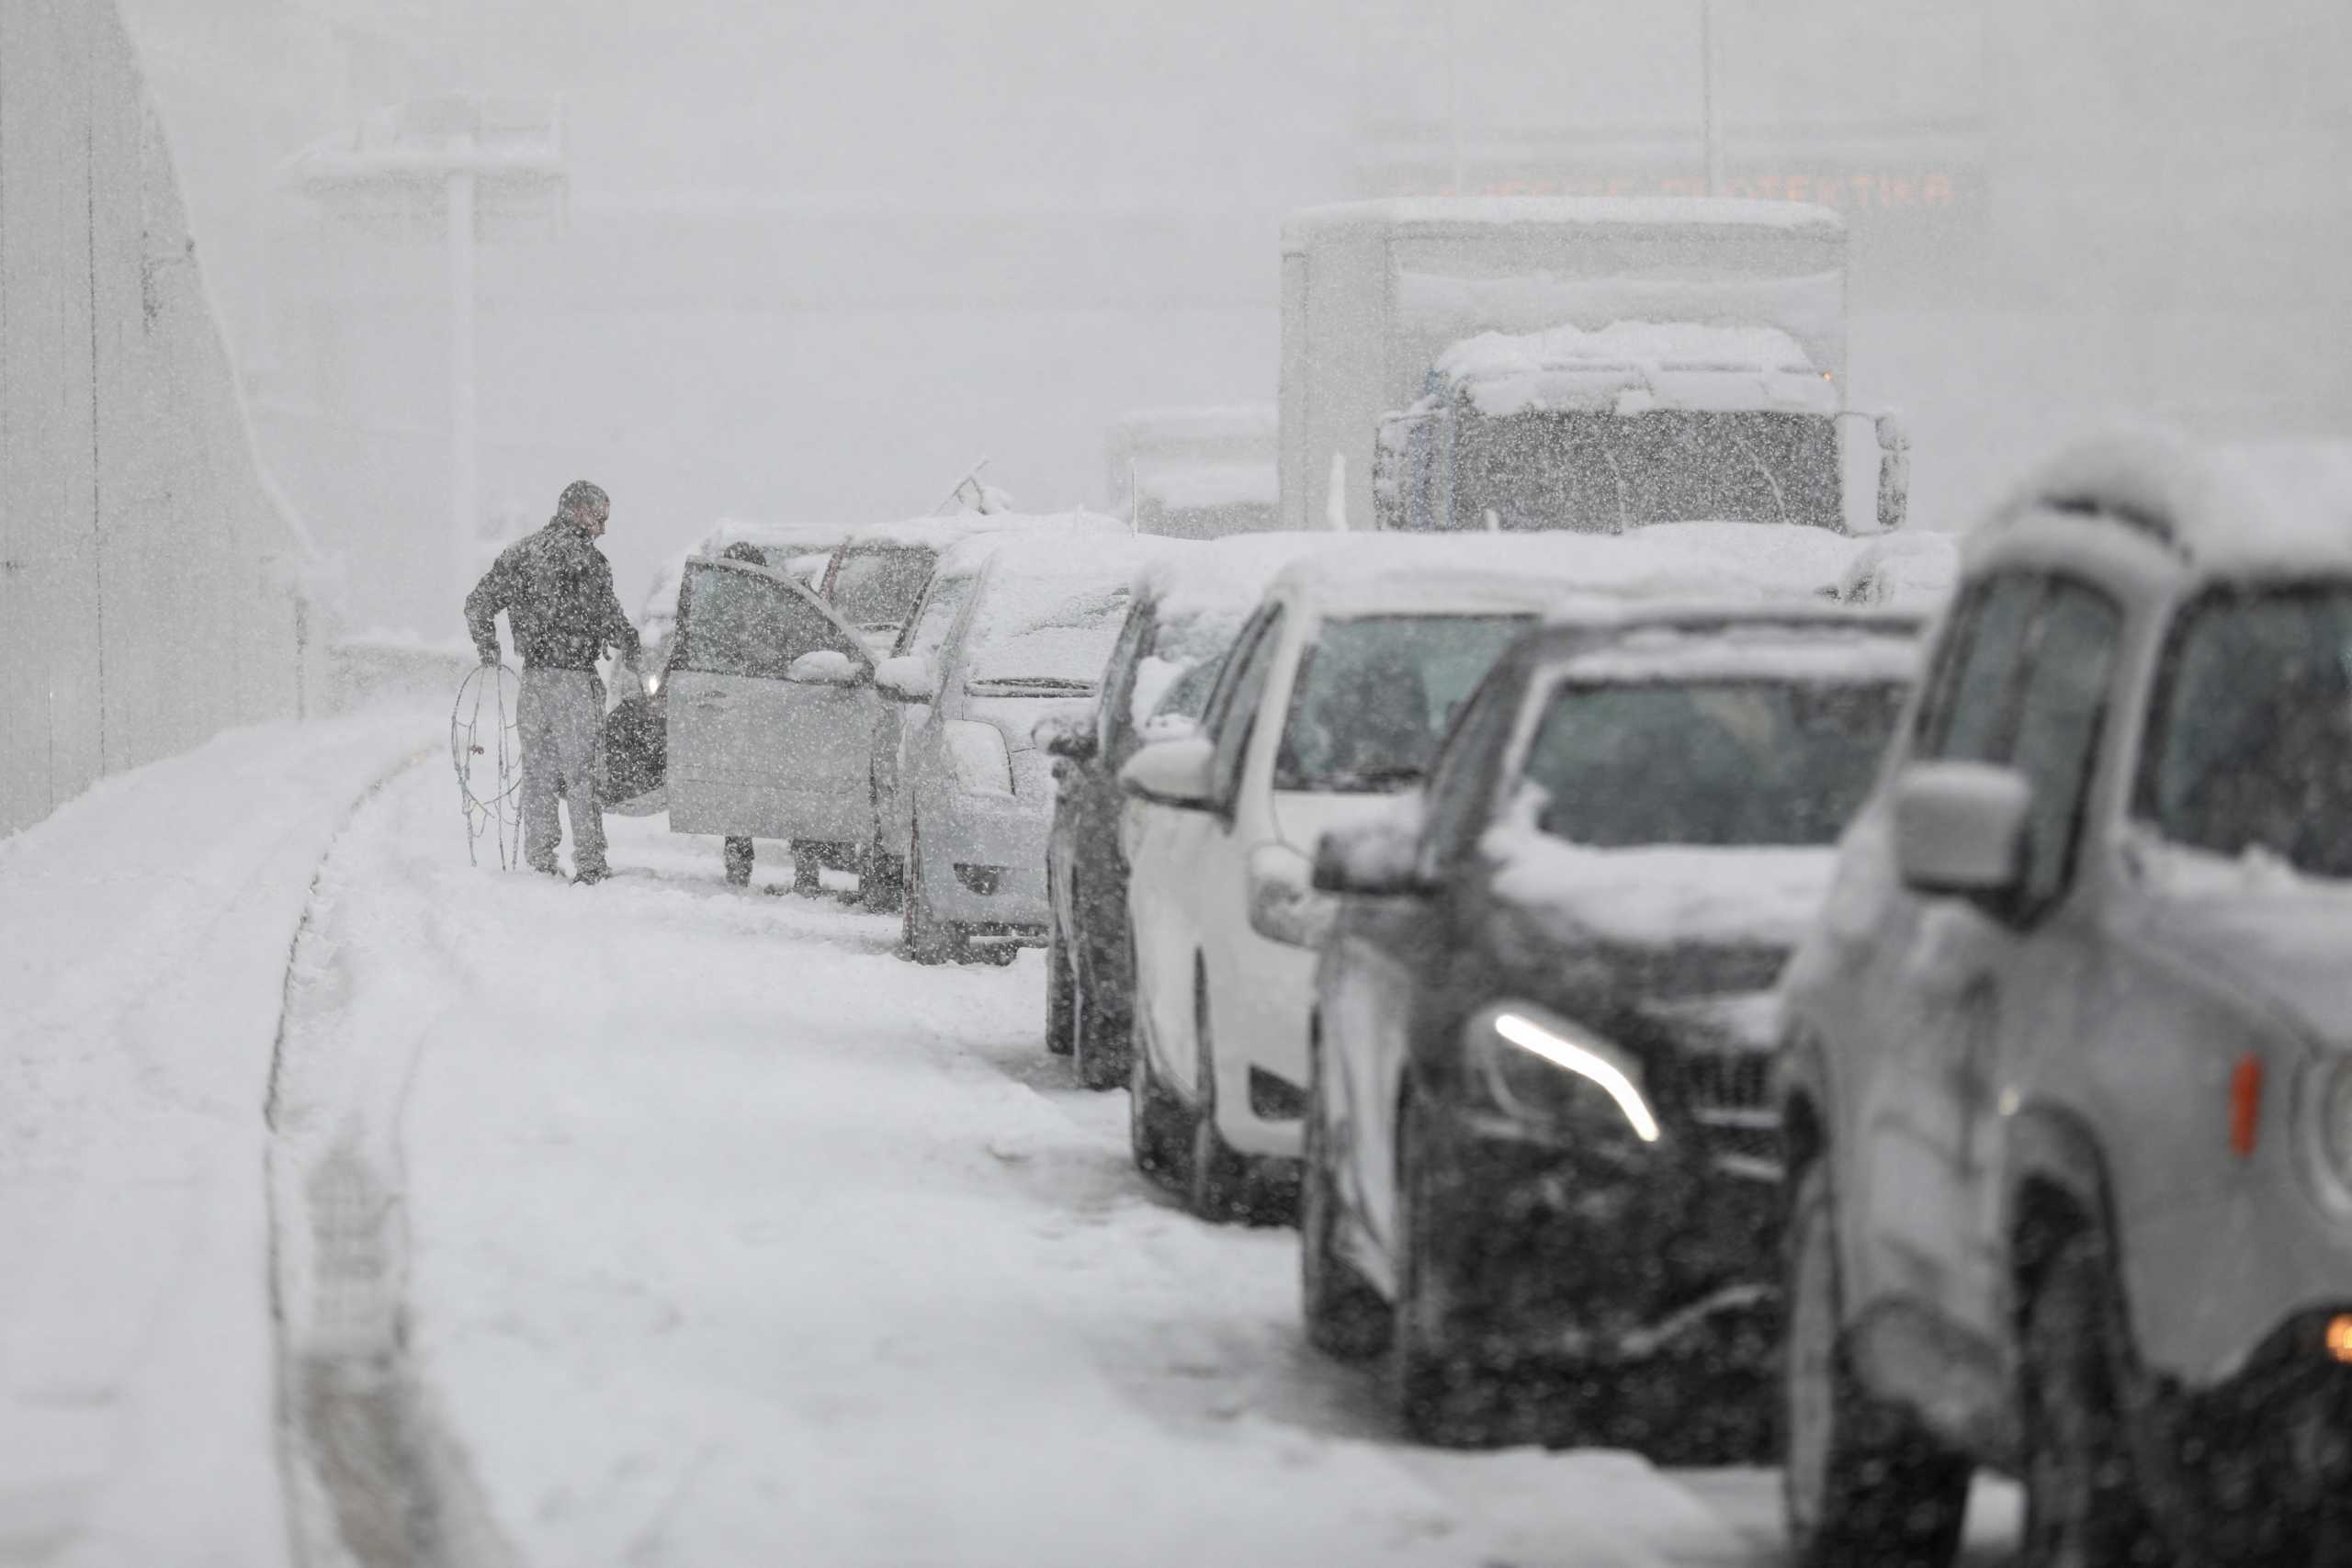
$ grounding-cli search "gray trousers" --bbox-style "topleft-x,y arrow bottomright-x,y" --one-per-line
518,668 -> 607,874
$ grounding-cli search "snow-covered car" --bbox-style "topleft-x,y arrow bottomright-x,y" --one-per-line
1117,523 -> 1955,1226
1041,535 -> 1343,1086
662,552 -> 884,880
1303,605 -> 1919,1452
819,513 -> 1131,654
859,513 -> 1136,910
1781,436 -> 2352,1568
888,532 -> 1172,964
639,520 -> 862,698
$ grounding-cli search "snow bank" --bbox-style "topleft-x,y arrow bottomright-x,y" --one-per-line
1485,829 -> 1840,951
0,712 -> 432,1565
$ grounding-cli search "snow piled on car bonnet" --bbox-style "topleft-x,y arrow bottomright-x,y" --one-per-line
1487,833 -> 1842,952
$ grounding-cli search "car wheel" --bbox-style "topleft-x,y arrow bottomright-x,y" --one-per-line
899,824 -> 960,964
1390,1089 -> 1511,1446
1783,1158 -> 1970,1568
1069,929 -> 1127,1091
1300,1021 -> 1389,1361
1128,986 -> 1194,1192
791,843 -> 824,897
858,836 -> 905,912
723,835 -> 753,887
1186,967 -> 1295,1225
1046,886 -> 1076,1057
2019,1230 -> 2172,1568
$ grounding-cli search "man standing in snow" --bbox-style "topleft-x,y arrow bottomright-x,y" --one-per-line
464,480 -> 641,884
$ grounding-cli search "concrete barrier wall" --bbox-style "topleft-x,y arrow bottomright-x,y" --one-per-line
0,0 -> 322,839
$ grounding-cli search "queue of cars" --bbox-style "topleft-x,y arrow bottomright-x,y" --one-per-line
640,431 -> 2352,1566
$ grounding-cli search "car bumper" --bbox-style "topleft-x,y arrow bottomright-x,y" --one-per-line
2153,1308 -> 2352,1563
919,787 -> 1051,933
1412,1102 -> 1781,1367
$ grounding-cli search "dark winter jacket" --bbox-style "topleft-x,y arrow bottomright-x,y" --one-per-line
465,518 -> 641,671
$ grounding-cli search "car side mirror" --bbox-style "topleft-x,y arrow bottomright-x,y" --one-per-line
1247,843 -> 1336,948
1894,761 -> 2030,897
1034,713 -> 1100,763
1118,736 -> 1218,810
786,649 -> 871,687
876,655 -> 940,704
1311,818 -> 1430,897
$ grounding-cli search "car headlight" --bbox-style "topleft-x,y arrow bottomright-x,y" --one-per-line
1466,1004 -> 1660,1145
944,720 -> 1014,795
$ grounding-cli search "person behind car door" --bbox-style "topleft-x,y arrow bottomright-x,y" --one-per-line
713,539 -> 769,887
464,480 -> 642,884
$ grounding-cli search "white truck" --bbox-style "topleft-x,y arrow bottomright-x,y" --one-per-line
1277,198 -> 1906,537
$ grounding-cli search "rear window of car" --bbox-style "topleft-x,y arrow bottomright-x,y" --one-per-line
830,546 -> 938,628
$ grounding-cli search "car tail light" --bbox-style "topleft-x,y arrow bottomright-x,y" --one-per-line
2232,1053 -> 2264,1158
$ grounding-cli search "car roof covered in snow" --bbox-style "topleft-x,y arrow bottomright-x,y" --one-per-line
1128,532 -> 1356,617
1981,430 -> 2352,577
833,510 -> 1130,557
945,527 -> 1182,589
1281,196 -> 1845,248
1525,604 -> 1925,687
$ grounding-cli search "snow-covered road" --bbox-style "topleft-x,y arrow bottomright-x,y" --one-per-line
9,719 -> 2019,1566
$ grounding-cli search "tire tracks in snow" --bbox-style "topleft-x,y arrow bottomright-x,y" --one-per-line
265,760 -> 519,1568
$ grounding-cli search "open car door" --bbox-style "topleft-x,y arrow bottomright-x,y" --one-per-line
665,557 -> 878,845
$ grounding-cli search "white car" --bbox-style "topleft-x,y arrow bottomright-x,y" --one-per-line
885,531 -> 1179,963
859,513 -> 1131,909
1115,525 -> 1951,1223
820,513 -> 1131,655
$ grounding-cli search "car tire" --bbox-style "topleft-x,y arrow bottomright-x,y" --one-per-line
1187,967 -> 1295,1226
899,824 -> 961,964
723,835 -> 753,887
1128,990 -> 1194,1192
1069,931 -> 1127,1090
792,843 -> 824,897
1301,1021 -> 1390,1361
1046,886 -> 1076,1057
1783,1158 -> 1970,1568
2018,1230 -> 2173,1568
1390,1090 -> 1513,1447
859,838 -> 905,912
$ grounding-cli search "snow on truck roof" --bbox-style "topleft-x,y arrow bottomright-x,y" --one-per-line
1433,322 -> 1836,419
1282,197 -> 1846,247
1985,431 -> 2352,574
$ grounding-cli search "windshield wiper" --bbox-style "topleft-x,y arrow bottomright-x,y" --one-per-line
971,676 -> 1096,694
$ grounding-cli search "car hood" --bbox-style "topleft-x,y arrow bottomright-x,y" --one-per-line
1271,790 -> 1410,854
1484,829 -> 1840,956
2134,842 -> 2352,1043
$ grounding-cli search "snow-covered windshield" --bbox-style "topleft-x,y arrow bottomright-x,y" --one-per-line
965,576 -> 1133,696
2143,585 -> 2352,876
830,546 -> 938,628
1519,679 -> 1905,847
1130,607 -> 1247,726
1275,614 -> 1532,792
1444,408 -> 1840,532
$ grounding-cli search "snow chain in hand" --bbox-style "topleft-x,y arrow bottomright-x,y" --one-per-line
450,662 -> 524,869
